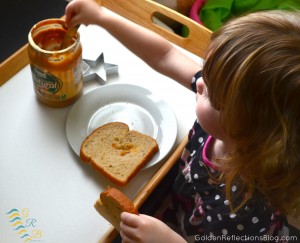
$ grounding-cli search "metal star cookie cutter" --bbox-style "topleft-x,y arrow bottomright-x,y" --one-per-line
82,52 -> 118,85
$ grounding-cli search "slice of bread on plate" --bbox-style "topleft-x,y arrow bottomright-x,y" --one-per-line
94,187 -> 138,232
80,122 -> 159,186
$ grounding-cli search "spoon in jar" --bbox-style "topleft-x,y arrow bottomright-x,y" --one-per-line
60,24 -> 80,50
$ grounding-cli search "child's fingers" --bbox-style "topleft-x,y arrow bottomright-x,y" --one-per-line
120,229 -> 135,243
120,213 -> 141,241
65,1 -> 79,27
120,212 -> 139,227
120,221 -> 137,240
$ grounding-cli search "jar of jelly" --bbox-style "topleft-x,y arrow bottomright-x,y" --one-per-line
28,19 -> 83,107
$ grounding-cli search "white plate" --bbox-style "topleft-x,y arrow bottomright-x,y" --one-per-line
66,83 -> 177,169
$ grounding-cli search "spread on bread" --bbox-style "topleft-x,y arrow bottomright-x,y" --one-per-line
80,122 -> 159,185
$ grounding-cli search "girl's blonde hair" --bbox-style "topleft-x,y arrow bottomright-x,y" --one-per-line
203,10 -> 300,215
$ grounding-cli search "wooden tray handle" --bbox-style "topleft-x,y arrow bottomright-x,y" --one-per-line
101,0 -> 211,58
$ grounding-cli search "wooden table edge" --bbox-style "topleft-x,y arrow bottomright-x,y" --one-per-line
0,44 -> 29,86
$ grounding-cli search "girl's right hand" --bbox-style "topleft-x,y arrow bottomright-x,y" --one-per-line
65,0 -> 103,28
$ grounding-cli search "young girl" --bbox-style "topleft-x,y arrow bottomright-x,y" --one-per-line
65,0 -> 300,242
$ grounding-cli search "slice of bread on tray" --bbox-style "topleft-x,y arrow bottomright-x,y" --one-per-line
80,122 -> 159,186
94,187 -> 139,232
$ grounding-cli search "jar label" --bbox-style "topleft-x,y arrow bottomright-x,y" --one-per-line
73,62 -> 82,85
31,66 -> 63,94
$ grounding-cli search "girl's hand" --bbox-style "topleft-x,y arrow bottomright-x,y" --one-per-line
65,0 -> 102,27
120,212 -> 186,243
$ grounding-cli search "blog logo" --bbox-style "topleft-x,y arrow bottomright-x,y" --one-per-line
6,208 -> 43,242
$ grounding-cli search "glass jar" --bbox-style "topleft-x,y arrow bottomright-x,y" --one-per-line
28,19 -> 83,107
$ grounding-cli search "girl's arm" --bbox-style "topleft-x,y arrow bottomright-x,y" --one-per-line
65,0 -> 202,89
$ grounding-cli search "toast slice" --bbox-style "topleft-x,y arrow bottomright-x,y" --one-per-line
94,187 -> 138,232
80,122 -> 159,186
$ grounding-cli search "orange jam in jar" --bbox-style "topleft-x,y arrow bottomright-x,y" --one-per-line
28,19 -> 83,107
